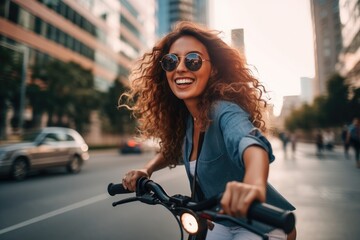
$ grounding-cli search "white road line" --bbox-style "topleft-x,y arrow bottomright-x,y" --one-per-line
0,194 -> 109,235
0,168 -> 186,235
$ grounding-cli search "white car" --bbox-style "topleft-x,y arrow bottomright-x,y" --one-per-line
0,127 -> 89,180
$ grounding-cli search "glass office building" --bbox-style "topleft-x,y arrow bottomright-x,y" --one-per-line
157,0 -> 209,36
0,0 -> 157,91
338,0 -> 360,87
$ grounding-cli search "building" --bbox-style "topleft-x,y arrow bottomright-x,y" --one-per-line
276,95 -> 302,130
231,28 -> 245,58
0,0 -> 157,92
310,0 -> 343,97
300,77 -> 314,104
0,0 -> 157,142
157,0 -> 209,36
338,0 -> 360,88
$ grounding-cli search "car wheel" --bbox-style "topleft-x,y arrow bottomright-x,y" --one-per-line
11,158 -> 28,181
67,155 -> 82,174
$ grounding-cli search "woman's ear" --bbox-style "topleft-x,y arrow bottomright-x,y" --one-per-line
210,67 -> 217,78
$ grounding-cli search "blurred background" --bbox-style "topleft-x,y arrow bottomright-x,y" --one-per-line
1,1 -> 360,239
0,0 -> 359,147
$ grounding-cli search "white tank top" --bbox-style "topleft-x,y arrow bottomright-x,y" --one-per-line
189,160 -> 197,176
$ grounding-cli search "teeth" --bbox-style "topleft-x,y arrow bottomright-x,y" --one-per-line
175,78 -> 193,84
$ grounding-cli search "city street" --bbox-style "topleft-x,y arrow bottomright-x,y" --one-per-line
0,139 -> 359,239
269,138 -> 360,240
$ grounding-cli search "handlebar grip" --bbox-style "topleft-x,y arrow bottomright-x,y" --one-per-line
107,183 -> 133,196
248,202 -> 295,234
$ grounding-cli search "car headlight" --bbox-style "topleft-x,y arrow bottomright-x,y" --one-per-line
0,150 -> 12,161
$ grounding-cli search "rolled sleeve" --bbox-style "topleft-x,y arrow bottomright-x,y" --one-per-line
216,101 -> 275,168
238,128 -> 275,167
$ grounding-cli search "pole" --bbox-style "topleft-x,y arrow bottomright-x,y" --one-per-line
18,46 -> 28,132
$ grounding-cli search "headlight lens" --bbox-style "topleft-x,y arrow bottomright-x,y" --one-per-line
0,150 -> 11,161
181,212 -> 199,234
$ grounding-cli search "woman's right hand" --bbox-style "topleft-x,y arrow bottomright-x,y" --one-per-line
122,169 -> 150,191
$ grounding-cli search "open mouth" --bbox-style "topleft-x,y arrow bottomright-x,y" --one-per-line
175,78 -> 194,85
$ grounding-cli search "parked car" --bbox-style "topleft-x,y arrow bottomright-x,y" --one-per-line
0,127 -> 89,181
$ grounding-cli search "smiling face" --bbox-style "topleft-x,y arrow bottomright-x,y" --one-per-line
165,35 -> 212,106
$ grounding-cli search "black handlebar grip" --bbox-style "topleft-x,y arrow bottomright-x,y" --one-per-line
247,202 -> 295,234
107,183 -> 133,196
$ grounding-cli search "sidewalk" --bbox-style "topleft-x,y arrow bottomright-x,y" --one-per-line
268,139 -> 360,239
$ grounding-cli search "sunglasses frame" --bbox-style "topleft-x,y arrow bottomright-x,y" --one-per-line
160,53 -> 210,72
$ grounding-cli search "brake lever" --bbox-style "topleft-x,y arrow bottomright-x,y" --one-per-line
112,197 -> 139,207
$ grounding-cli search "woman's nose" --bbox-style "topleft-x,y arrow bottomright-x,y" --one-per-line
176,58 -> 187,72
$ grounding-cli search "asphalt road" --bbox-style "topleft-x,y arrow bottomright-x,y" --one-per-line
269,139 -> 360,240
0,150 -> 190,240
0,139 -> 359,240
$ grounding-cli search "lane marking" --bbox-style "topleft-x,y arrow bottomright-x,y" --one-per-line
0,167 -> 186,235
0,193 -> 109,235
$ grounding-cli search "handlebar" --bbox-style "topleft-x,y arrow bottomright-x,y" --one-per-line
108,177 -> 295,235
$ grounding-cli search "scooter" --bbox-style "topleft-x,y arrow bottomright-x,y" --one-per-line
108,177 -> 295,240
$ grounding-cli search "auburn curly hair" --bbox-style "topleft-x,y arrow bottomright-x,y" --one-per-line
120,21 -> 269,167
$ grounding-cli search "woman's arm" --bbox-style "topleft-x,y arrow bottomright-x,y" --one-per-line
220,145 -> 269,217
122,152 -> 168,191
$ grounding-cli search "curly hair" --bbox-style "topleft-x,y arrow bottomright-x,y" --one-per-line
120,21 -> 269,167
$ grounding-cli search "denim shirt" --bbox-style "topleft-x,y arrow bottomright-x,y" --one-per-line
182,101 -> 295,217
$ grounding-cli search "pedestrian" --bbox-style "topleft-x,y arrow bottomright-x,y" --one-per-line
290,132 -> 297,158
323,129 -> 335,151
341,124 -> 350,159
346,118 -> 360,168
279,131 -> 289,157
119,22 -> 296,239
315,130 -> 323,156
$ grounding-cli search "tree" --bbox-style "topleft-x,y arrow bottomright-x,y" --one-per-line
284,73 -> 357,131
323,74 -> 351,126
102,77 -> 135,134
65,62 -> 102,133
30,60 -> 100,134
0,47 -> 22,139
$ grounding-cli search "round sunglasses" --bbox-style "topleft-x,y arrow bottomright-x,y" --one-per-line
160,53 -> 210,72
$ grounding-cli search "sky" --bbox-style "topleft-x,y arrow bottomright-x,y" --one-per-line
209,0 -> 315,115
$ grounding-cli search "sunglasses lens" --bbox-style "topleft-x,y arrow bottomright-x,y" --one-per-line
185,53 -> 202,71
161,54 -> 178,72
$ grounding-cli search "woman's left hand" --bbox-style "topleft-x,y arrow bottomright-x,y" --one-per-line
219,181 -> 266,217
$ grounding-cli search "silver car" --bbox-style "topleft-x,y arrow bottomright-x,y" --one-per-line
0,127 -> 89,180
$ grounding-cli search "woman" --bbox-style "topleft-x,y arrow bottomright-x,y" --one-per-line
120,21 -> 296,240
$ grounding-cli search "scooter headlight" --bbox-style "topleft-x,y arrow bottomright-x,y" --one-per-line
180,212 -> 199,234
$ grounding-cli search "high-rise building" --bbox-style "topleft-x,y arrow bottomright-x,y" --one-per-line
310,0 -> 342,96
338,0 -> 360,88
157,0 -> 209,36
0,0 -> 157,91
231,28 -> 245,57
300,77 -> 314,104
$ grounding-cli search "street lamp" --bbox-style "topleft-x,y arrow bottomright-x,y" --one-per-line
0,41 -> 29,133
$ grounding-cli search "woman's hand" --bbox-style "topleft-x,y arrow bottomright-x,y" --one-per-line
122,153 -> 168,191
220,181 -> 266,217
220,145 -> 269,217
122,169 -> 150,191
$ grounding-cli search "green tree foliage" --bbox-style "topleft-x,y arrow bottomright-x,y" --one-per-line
348,87 -> 360,119
102,77 -> 135,134
323,74 -> 351,126
0,47 -> 22,139
31,60 -> 100,133
285,73 -> 359,131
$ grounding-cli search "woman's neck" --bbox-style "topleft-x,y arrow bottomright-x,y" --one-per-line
184,99 -> 200,121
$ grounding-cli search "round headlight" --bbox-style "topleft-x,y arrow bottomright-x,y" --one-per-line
180,212 -> 199,234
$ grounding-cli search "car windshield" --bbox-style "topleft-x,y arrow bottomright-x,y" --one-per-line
22,130 -> 42,142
